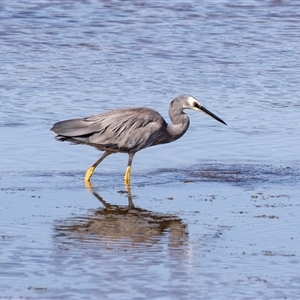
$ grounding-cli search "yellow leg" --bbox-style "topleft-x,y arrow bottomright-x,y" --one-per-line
84,178 -> 94,191
84,150 -> 112,183
124,166 -> 131,184
85,166 -> 95,182
124,152 -> 135,185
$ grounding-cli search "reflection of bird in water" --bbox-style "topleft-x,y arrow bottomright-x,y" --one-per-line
54,185 -> 188,248
51,95 -> 226,185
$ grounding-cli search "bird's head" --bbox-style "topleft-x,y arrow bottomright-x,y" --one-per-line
179,95 -> 227,125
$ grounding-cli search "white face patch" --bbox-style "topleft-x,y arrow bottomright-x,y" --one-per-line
187,96 -> 196,106
186,96 -> 202,110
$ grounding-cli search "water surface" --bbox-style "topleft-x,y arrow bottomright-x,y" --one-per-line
1,0 -> 300,299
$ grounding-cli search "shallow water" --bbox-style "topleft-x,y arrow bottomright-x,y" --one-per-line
1,0 -> 300,299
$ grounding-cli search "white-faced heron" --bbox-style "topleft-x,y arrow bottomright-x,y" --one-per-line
51,95 -> 226,184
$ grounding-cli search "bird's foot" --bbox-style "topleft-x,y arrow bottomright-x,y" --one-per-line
124,166 -> 131,185
84,180 -> 94,191
85,166 -> 95,182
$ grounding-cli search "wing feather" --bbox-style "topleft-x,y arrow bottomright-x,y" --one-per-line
51,107 -> 168,152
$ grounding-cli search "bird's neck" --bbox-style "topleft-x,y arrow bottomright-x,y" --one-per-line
167,113 -> 190,142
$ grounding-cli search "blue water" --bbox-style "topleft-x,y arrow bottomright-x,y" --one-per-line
1,0 -> 300,299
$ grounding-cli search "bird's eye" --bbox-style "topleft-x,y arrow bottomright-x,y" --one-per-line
193,102 -> 200,109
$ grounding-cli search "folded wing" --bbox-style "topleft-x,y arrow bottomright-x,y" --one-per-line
51,107 -> 168,152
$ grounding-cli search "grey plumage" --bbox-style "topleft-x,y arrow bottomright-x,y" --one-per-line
51,94 -> 226,184
53,107 -> 169,152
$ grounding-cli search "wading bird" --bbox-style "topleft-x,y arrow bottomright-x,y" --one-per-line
51,95 -> 226,184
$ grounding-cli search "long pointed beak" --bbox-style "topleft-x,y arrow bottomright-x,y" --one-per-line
200,106 -> 227,125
